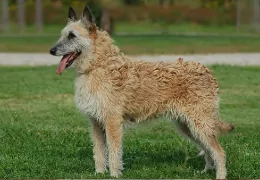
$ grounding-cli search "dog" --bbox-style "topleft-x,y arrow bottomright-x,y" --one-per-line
49,6 -> 234,179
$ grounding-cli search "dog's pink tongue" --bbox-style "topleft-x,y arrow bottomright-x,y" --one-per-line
56,54 -> 72,75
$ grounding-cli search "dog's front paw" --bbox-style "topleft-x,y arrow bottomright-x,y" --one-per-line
197,150 -> 205,156
94,161 -> 107,174
95,168 -> 107,174
110,170 -> 122,178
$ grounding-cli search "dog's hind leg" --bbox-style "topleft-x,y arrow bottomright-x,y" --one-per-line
173,119 -> 204,153
200,133 -> 226,179
173,119 -> 214,170
89,118 -> 107,174
184,116 -> 227,179
104,115 -> 124,177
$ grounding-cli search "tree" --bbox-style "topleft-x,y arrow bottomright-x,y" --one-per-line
88,0 -> 114,35
169,0 -> 174,5
35,0 -> 43,33
253,0 -> 260,31
1,0 -> 9,32
100,8 -> 114,35
122,0 -> 143,5
236,0 -> 240,32
17,0 -> 25,33
159,0 -> 174,6
200,0 -> 236,9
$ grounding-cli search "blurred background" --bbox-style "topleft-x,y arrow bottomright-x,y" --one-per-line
1,2 -> 260,179
1,0 -> 260,54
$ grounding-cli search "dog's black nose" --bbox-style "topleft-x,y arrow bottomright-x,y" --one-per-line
49,47 -> 57,55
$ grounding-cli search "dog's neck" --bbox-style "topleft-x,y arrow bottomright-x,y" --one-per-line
75,30 -> 128,75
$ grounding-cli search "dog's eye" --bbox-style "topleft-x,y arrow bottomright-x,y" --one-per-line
68,32 -> 76,40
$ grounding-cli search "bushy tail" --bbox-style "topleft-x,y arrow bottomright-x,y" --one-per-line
218,121 -> 235,133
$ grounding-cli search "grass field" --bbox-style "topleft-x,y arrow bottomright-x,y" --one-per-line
115,22 -> 250,35
1,23 -> 244,35
2,34 -> 260,54
0,65 -> 259,179
1,23 -> 260,54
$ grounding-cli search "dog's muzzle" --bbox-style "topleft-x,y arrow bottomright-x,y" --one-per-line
50,47 -> 57,55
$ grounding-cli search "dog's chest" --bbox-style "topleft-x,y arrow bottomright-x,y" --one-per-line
74,75 -> 101,119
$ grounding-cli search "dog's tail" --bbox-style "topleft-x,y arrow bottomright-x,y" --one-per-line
217,121 -> 235,134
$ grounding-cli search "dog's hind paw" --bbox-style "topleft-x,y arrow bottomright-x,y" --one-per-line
201,169 -> 207,174
197,150 -> 205,156
201,164 -> 215,174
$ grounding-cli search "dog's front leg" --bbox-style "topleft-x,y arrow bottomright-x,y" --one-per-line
89,118 -> 107,174
105,115 -> 123,177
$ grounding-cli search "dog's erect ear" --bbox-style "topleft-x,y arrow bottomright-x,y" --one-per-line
82,6 -> 95,24
68,7 -> 77,22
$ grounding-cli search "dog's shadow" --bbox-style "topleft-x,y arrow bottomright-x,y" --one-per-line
123,148 -> 204,171
76,143 -> 207,177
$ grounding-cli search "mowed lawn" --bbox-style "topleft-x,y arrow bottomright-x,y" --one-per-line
2,34 -> 260,54
0,65 -> 260,179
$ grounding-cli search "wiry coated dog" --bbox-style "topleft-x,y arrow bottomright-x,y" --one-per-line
50,6 -> 234,179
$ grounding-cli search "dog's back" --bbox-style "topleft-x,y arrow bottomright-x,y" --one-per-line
103,58 -> 219,123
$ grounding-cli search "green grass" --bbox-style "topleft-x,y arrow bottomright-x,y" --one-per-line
1,23 -> 260,54
115,22 -> 242,34
2,33 -> 260,54
0,24 -> 63,34
1,22 -> 256,35
0,65 -> 259,179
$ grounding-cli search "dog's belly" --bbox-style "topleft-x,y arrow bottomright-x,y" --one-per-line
124,109 -> 164,123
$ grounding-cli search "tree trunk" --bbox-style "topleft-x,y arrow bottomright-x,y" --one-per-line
236,0 -> 240,32
169,0 -> 174,5
101,8 -> 113,35
159,0 -> 165,6
200,0 -> 206,8
17,0 -> 25,33
36,0 -> 43,33
1,0 -> 9,32
253,0 -> 260,31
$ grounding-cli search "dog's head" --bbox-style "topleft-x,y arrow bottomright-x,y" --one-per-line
49,6 -> 96,74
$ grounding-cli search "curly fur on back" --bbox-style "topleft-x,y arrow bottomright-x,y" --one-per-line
77,30 -> 221,125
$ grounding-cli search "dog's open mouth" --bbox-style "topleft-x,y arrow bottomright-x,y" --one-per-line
56,52 -> 81,75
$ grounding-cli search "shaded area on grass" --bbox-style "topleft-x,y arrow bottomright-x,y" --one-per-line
0,65 -> 260,178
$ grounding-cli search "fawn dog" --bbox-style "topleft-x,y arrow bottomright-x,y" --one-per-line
49,6 -> 234,179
